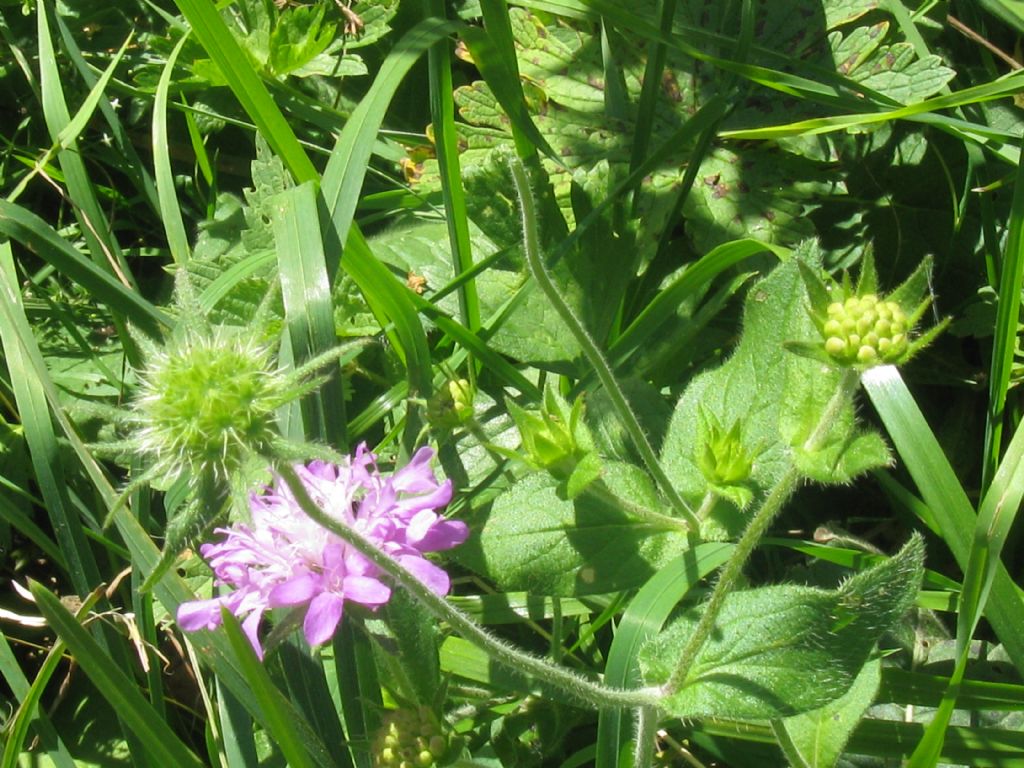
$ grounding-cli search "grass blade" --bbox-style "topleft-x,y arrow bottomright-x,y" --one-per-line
862,365 -> 1024,671
424,0 -> 480,334
596,543 -> 733,768
0,199 -> 168,337
318,19 -> 452,404
220,611 -> 318,768
0,629 -> 77,768
28,581 -> 207,768
982,136 -> 1024,488
271,181 -> 347,447
36,2 -> 134,286
909,416 -> 1024,765
0,246 -> 101,597
153,32 -> 193,266
171,0 -> 317,183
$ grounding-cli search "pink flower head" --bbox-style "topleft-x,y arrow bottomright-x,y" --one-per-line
176,444 -> 466,657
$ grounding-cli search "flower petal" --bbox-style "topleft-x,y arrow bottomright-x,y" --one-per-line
176,598 -> 226,631
268,572 -> 319,607
343,575 -> 391,607
398,555 -> 451,596
303,592 -> 345,646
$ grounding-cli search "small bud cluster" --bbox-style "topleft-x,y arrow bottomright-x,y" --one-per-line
696,415 -> 755,510
822,294 -> 909,366
373,707 -> 450,768
698,420 -> 753,487
427,379 -> 474,430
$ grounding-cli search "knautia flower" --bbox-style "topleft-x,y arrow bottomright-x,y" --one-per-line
176,444 -> 467,657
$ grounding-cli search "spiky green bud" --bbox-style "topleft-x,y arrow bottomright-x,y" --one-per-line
134,330 -> 287,484
426,378 -> 475,430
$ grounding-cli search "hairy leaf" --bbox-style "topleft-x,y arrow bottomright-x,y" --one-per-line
639,534 -> 924,719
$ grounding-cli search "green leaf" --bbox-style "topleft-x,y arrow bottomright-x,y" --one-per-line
268,4 -> 335,77
829,23 -> 955,104
467,468 -> 689,596
772,657 -> 882,768
639,534 -> 924,719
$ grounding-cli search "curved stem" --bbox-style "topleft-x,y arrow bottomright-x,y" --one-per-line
508,157 -> 700,532
662,368 -> 860,694
275,463 -> 661,710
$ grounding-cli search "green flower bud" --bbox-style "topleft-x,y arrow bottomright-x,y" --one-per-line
372,707 -> 450,768
793,254 -> 950,371
815,291 -> 912,367
426,378 -> 475,430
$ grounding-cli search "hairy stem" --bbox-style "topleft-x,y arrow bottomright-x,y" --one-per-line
632,705 -> 660,767
662,368 -> 860,694
275,463 -> 660,710
508,157 -> 700,532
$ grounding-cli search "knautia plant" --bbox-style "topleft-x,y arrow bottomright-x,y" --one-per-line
177,444 -> 467,658
12,2 -> 1022,765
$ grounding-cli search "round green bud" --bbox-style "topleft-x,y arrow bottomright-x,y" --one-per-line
825,337 -> 847,356
857,345 -> 878,363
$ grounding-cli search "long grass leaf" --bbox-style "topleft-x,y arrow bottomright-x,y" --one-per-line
719,71 -> 1024,139
55,36 -> 131,149
171,0 -> 317,183
0,199 -> 168,336
36,3 -> 134,286
53,13 -> 160,216
28,582 -> 207,768
0,631 -> 77,768
611,239 -> 789,364
862,365 -> 1024,671
628,0 -> 676,187
982,136 -> 1024,488
909,416 -> 1024,765
595,543 -> 733,768
220,611 -> 318,768
153,33 -> 193,266
320,16 -> 453,254
318,20 -> 450,402
271,182 -> 347,447
469,0 -> 555,160
0,247 -> 101,596
424,0 -> 480,334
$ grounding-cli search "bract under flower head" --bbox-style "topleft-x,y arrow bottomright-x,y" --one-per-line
176,444 -> 466,657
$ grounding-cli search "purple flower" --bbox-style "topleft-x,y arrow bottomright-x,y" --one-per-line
176,444 -> 467,657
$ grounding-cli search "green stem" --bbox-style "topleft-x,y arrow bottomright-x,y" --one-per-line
508,157 -> 700,532
632,705 -> 660,767
582,479 -> 690,531
662,368 -> 860,695
275,464 -> 660,710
